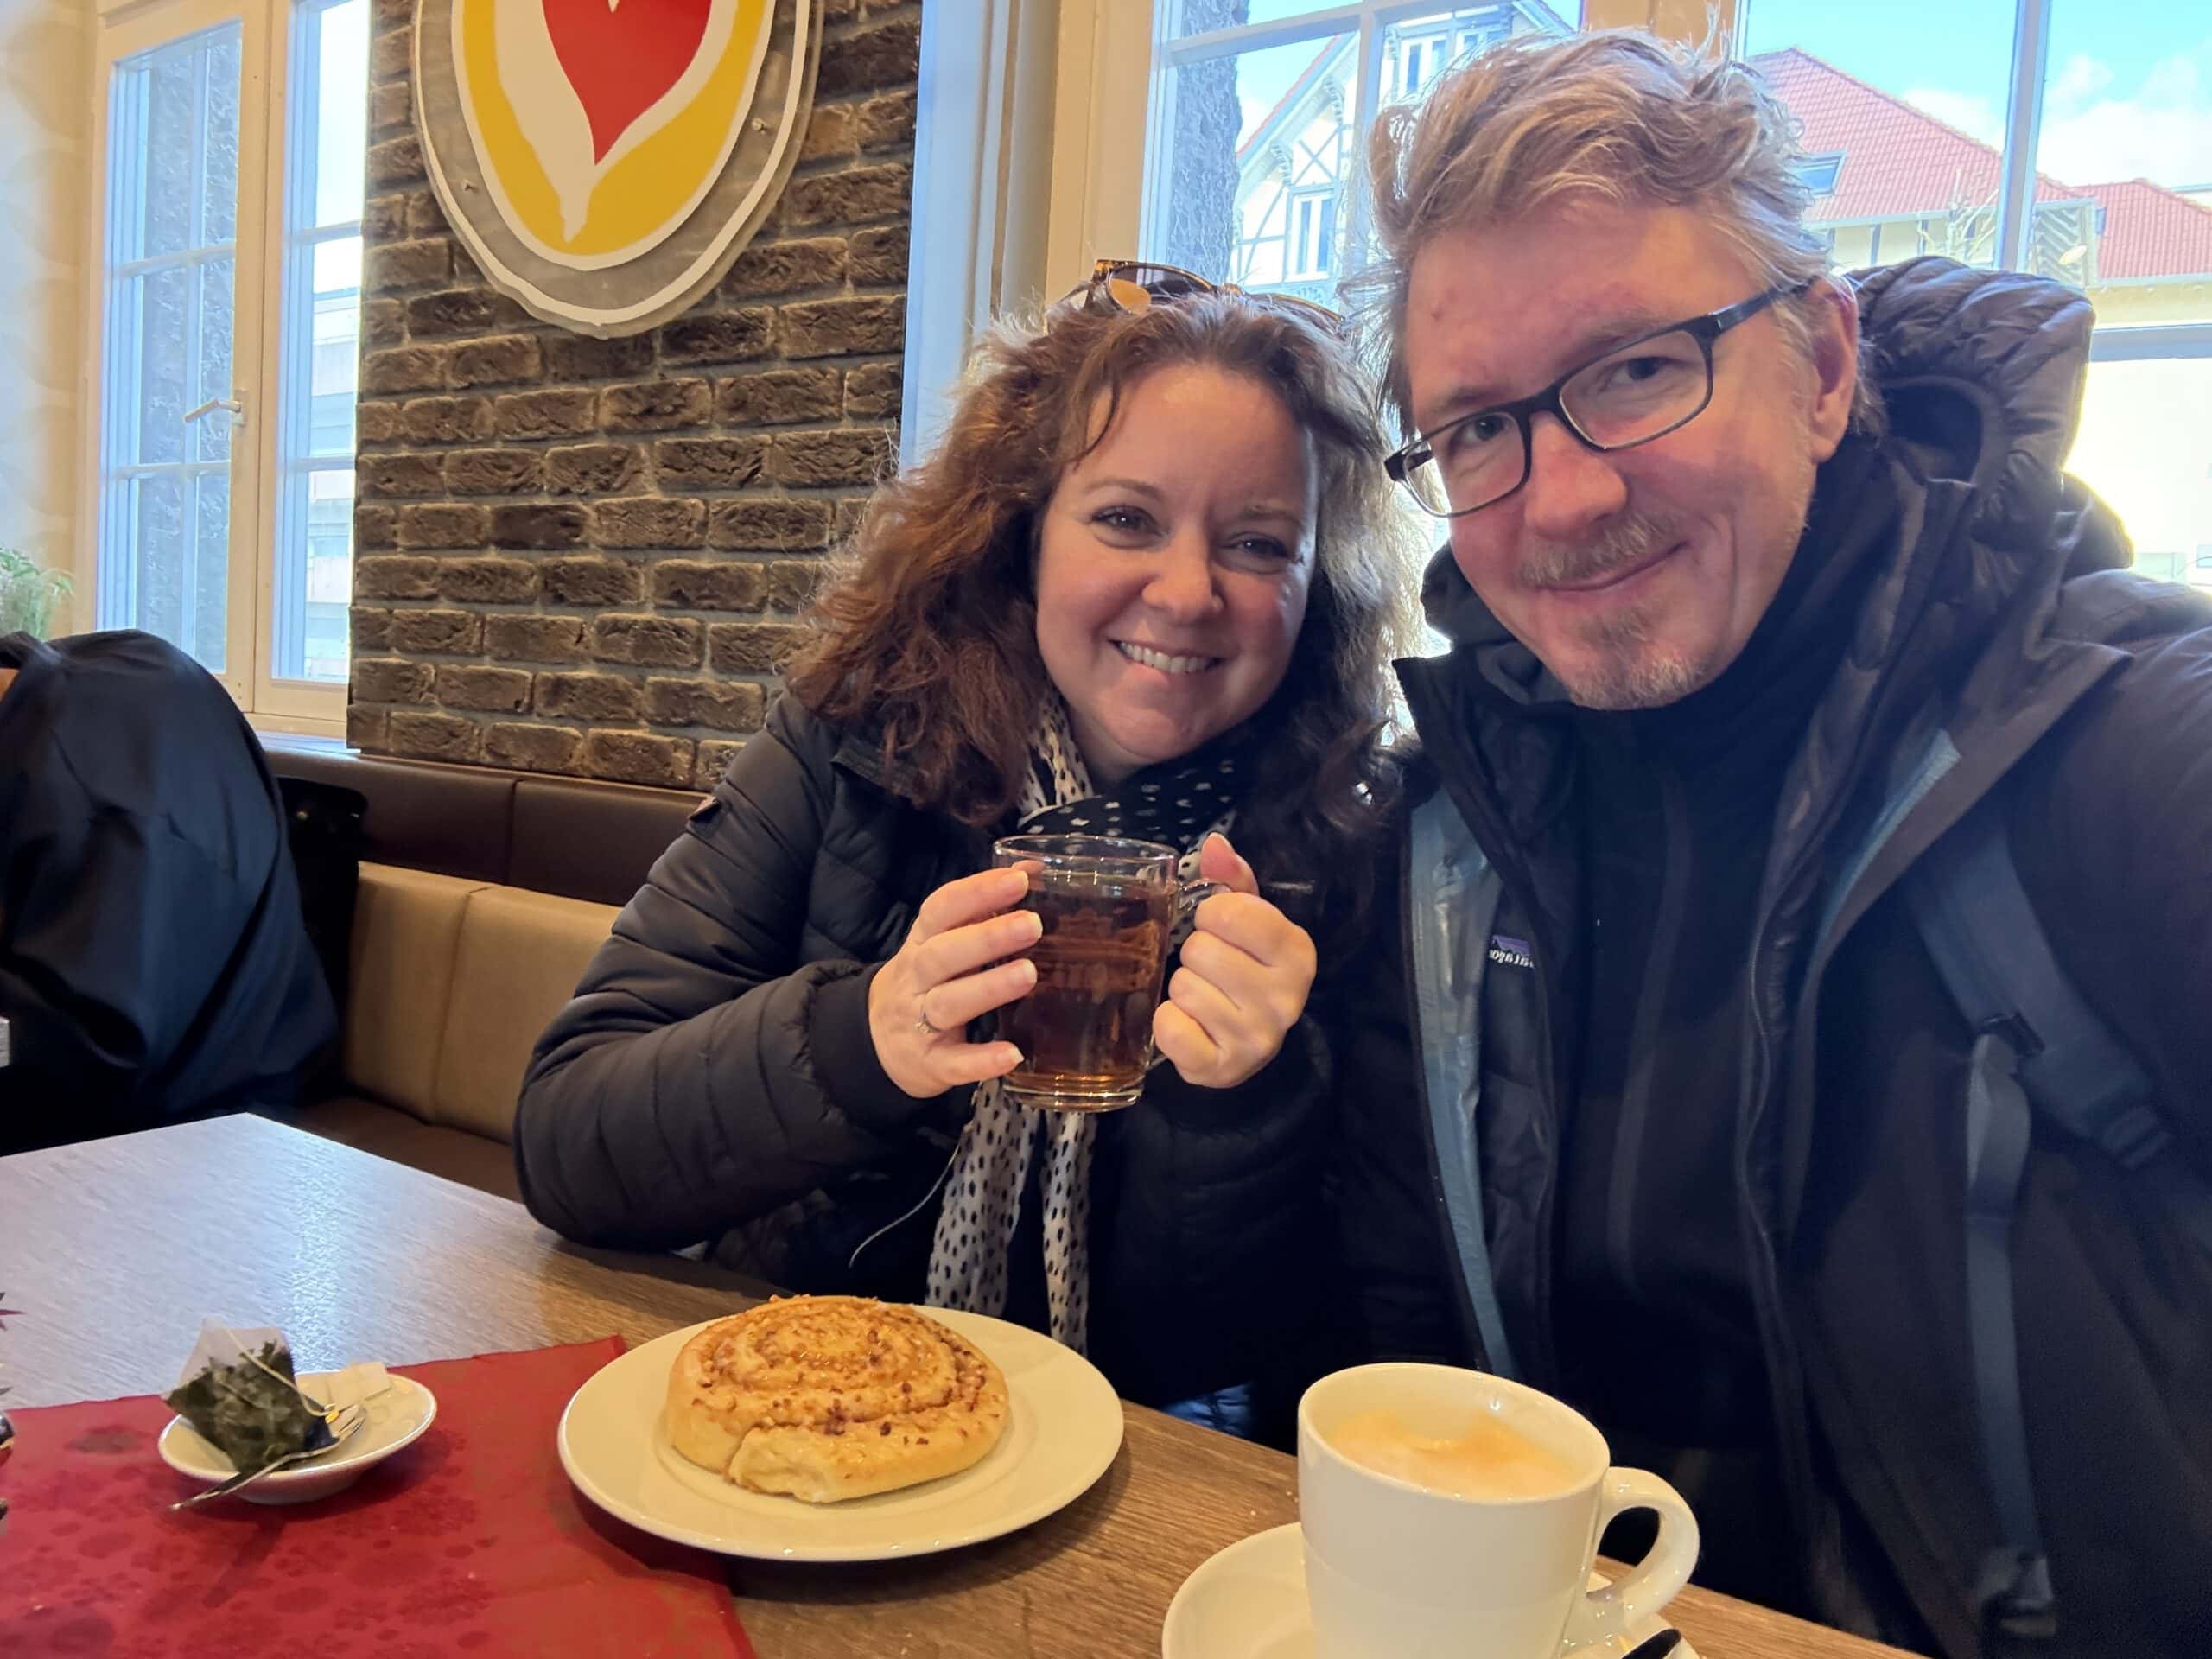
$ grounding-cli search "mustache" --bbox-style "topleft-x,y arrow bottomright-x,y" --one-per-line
1519,513 -> 1675,588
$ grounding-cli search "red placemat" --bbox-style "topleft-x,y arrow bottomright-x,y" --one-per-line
0,1337 -> 756,1659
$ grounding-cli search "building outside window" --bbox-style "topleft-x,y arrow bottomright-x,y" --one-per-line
1139,1 -> 2210,593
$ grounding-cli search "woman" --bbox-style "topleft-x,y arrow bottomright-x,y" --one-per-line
514,265 -> 1421,1430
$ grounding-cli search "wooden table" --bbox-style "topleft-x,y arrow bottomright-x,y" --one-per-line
1,1116 -> 1909,1657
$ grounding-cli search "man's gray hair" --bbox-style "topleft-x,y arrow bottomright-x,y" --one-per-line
1356,29 -> 1880,437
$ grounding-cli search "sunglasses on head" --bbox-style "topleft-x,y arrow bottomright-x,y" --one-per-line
1071,258 -> 1346,334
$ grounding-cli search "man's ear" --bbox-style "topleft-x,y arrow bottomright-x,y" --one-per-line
1805,275 -> 1860,463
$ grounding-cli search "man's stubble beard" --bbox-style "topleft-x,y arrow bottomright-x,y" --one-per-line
1522,511 -> 1714,710
1559,601 -> 1713,710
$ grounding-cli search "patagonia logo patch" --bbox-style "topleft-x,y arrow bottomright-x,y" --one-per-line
1487,934 -> 1535,970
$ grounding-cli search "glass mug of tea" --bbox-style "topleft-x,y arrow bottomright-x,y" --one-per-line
1300,1363 -> 1700,1659
990,833 -> 1226,1112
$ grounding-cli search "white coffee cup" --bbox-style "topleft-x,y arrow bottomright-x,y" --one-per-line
1299,1363 -> 1700,1658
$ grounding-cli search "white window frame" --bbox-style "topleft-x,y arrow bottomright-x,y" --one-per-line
86,0 -> 352,737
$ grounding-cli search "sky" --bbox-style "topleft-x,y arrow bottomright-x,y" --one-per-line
1209,3 -> 2212,192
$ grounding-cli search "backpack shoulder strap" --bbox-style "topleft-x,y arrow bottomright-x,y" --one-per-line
1908,789 -> 2211,1648
1910,791 -> 2163,1166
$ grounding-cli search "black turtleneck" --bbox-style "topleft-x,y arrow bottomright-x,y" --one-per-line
1553,435 -> 1897,1608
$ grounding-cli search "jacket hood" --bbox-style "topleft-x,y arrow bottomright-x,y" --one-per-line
1418,257 -> 2122,658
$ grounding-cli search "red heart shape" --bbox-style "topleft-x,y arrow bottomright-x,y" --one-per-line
542,0 -> 715,165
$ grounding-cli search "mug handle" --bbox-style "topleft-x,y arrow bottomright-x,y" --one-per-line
1142,879 -> 1234,1071
1176,875 -> 1233,920
1558,1467 -> 1700,1653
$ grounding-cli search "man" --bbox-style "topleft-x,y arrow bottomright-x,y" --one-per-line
0,630 -> 334,1150
1338,30 -> 2212,1659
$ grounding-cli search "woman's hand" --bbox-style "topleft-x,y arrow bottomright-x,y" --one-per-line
868,867 -> 1040,1099
1154,833 -> 1317,1090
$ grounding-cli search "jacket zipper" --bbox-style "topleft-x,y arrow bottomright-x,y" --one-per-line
1402,822 -> 1494,1368
1607,761 -> 1694,1300
1740,948 -> 1822,1553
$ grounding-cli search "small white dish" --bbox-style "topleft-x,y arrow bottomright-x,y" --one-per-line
159,1370 -> 437,1506
557,1306 -> 1124,1562
1162,1522 -> 1701,1659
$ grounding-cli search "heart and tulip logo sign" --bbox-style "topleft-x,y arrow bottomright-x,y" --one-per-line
416,0 -> 821,335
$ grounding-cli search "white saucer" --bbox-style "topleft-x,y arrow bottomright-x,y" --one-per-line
159,1371 -> 437,1506
1162,1523 -> 1700,1659
557,1306 -> 1124,1561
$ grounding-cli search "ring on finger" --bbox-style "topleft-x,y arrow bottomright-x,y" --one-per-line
914,997 -> 944,1039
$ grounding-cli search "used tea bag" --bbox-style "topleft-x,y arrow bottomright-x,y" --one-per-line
164,1319 -> 334,1475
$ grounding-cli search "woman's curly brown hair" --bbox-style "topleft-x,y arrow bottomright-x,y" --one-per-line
784,288 -> 1424,899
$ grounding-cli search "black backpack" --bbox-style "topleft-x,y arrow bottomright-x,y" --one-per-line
1909,792 -> 2212,1652
274,775 -> 365,1090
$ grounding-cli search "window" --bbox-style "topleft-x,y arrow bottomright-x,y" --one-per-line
1401,30 -> 1444,94
92,0 -> 368,729
1140,3 -> 1576,657
1289,188 -> 1338,276
273,0 -> 367,688
1147,3 -> 1574,310
97,22 -> 245,676
1795,152 -> 1844,197
1741,0 -> 2212,591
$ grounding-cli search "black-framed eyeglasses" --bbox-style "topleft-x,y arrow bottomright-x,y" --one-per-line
1385,281 -> 1815,518
1068,258 -> 1346,334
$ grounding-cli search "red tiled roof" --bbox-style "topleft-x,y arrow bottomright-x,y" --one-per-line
2071,179 -> 2212,281
1748,47 -> 2212,281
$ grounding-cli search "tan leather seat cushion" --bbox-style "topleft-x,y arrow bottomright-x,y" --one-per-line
433,885 -> 620,1141
341,863 -> 617,1144
345,864 -> 481,1116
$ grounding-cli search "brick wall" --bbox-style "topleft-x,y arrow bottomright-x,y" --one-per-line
348,0 -> 918,791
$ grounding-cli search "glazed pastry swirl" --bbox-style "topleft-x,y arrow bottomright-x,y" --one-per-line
664,1296 -> 1009,1503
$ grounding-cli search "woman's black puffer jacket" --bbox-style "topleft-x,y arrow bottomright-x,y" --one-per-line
514,695 -> 1339,1423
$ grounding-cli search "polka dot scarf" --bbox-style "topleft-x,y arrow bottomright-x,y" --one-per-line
925,697 -> 1240,1352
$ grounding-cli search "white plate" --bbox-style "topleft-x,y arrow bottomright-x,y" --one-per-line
556,1306 -> 1124,1561
159,1371 -> 438,1506
1162,1522 -> 1700,1659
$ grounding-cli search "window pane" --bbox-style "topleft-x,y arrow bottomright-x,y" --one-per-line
308,275 -> 360,457
274,0 -> 368,683
2070,359 -> 2212,593
194,255 -> 237,464
130,474 -> 188,648
2025,5 -> 2210,320
304,467 -> 354,682
102,23 -> 243,679
1155,6 -> 1563,301
310,0 -> 370,228
134,264 -> 192,467
193,472 -> 232,673
138,48 -> 199,260
1154,32 -> 1352,295
2025,10 -> 2212,587
1742,0 -> 2020,272
200,28 -> 242,245
312,233 -> 363,294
